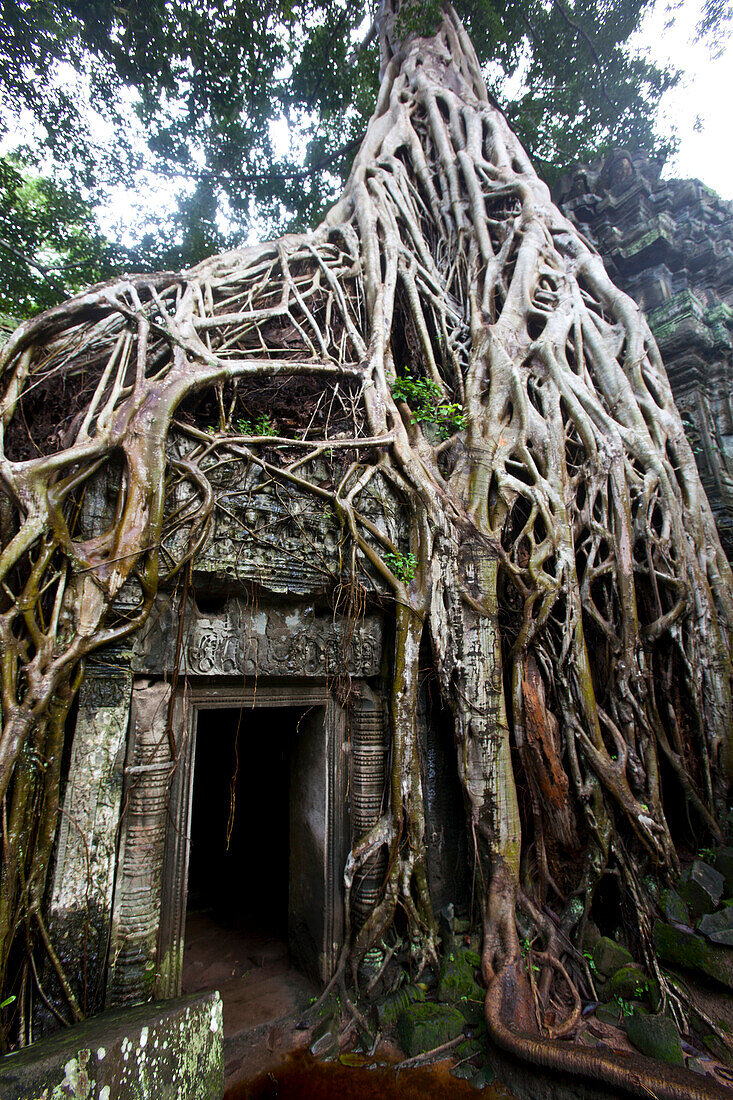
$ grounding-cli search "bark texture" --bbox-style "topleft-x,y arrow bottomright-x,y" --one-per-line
0,2 -> 731,1092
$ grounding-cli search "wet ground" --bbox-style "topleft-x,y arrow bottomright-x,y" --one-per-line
223,1051 -> 517,1100
181,909 -> 318,1086
181,908 -> 516,1096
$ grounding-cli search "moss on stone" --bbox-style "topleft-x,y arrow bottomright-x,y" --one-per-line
592,936 -> 633,978
601,966 -> 660,1011
396,1002 -> 465,1058
653,920 -> 733,989
437,946 -> 484,1023
625,1011 -> 684,1066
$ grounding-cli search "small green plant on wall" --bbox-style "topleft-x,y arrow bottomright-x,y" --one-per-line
384,550 -> 418,584
391,373 -> 465,439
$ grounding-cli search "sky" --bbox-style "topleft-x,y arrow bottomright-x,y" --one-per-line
635,0 -> 733,198
3,0 -> 733,245
94,0 -> 733,239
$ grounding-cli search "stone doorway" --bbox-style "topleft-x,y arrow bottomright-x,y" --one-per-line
181,704 -> 320,1038
154,684 -> 349,1006
186,705 -> 305,943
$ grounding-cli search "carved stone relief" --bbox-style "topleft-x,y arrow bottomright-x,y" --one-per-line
160,444 -> 407,598
106,679 -> 174,1007
132,597 -> 383,680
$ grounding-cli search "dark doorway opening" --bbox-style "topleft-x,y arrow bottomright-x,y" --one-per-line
187,706 -> 306,936
182,706 -> 318,1036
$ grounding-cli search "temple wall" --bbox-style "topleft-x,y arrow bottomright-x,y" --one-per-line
41,447 -> 402,1027
556,150 -> 733,552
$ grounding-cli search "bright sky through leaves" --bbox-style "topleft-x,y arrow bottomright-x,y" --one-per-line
636,0 -> 733,197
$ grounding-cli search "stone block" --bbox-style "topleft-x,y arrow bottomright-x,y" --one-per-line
581,920 -> 601,954
595,1003 -> 624,1026
437,946 -> 484,1023
376,985 -> 425,1029
625,1012 -> 684,1066
601,966 -> 660,1011
714,848 -> 733,895
308,1010 -> 339,1060
653,921 -> 733,989
659,888 -> 690,926
698,905 -> 733,946
396,1003 -> 465,1058
682,860 -> 725,917
592,936 -> 633,978
0,992 -> 223,1100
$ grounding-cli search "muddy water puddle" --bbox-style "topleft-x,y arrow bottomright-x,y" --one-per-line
224,1051 -> 516,1099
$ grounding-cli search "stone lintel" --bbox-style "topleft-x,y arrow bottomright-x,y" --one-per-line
132,597 -> 383,679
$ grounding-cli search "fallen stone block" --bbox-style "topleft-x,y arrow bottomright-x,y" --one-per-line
438,945 -> 484,1023
683,860 -> 725,918
592,936 -> 633,978
625,1011 -> 684,1066
653,921 -> 733,989
396,1002 -> 465,1058
714,848 -> 733,895
698,904 -> 733,946
0,991 -> 223,1100
659,888 -> 690,926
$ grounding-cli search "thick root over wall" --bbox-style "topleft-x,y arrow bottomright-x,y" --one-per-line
0,0 -> 732,1093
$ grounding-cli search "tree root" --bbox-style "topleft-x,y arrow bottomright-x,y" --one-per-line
485,960 -> 733,1100
395,1034 -> 465,1070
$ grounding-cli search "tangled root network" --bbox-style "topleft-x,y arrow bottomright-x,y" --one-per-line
0,1 -> 731,1093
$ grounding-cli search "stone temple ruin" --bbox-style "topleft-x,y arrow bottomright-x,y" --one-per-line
556,149 -> 733,554
42,436 -> 468,1031
8,153 -> 733,1089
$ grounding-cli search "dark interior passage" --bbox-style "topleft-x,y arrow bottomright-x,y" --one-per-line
187,706 -> 307,935
182,705 -> 319,1046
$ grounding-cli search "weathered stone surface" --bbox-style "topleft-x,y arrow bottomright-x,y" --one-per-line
683,861 -> 725,918
624,1011 -> 685,1066
698,905 -> 733,946
133,596 -> 383,679
0,992 -> 223,1100
592,937 -> 633,978
437,946 -> 484,1023
595,1003 -> 624,1026
714,848 -> 733,895
450,1063 -> 495,1088
556,151 -> 733,554
396,1003 -> 465,1058
653,921 -> 733,989
601,966 -> 660,1011
41,663 -> 133,1025
659,888 -> 690,926
376,986 -> 425,1029
106,680 -> 173,1008
702,1032 -> 733,1066
160,445 -> 405,598
308,1011 -> 340,1060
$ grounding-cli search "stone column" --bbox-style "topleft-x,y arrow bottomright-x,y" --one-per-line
106,679 -> 174,1007
350,685 -> 388,928
44,659 -> 133,1020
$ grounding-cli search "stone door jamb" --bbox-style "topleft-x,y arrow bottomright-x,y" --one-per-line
155,680 -> 349,999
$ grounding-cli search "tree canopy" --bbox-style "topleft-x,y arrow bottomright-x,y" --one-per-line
1,0 -> 683,312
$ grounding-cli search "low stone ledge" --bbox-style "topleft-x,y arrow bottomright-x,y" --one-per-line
0,991 -> 223,1100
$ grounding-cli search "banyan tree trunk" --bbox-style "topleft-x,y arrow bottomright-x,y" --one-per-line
0,1 -> 731,1093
